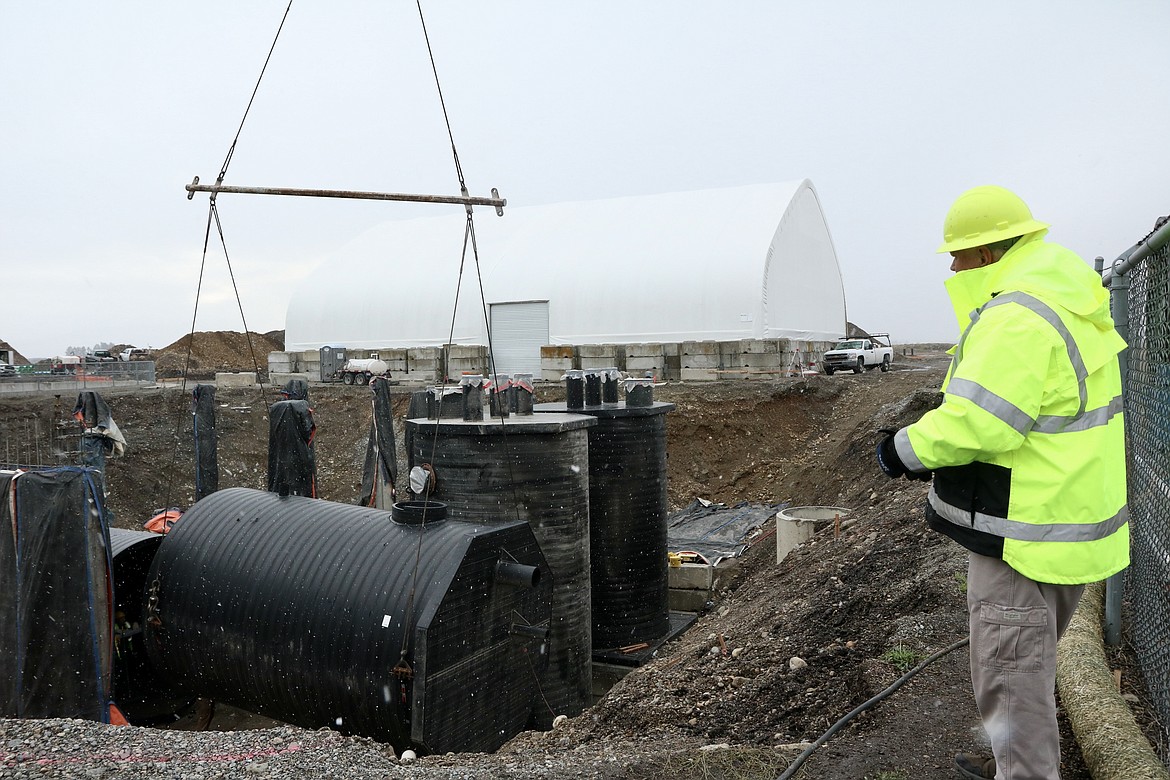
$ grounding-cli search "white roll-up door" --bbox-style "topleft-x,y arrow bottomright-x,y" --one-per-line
489,300 -> 549,376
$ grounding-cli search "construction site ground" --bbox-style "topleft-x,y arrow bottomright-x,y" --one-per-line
0,336 -> 1159,779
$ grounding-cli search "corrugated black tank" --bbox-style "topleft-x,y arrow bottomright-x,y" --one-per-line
109,529 -> 193,725
406,413 -> 595,726
535,401 -> 675,649
142,488 -> 551,754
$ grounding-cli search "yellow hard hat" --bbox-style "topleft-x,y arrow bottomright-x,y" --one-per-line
937,185 -> 1049,253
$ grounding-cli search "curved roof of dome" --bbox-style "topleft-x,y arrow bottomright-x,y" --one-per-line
285,180 -> 846,351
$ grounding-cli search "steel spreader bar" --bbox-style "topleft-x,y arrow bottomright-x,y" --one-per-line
186,176 -> 506,216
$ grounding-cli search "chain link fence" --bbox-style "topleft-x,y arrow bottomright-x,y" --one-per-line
1112,218 -> 1170,761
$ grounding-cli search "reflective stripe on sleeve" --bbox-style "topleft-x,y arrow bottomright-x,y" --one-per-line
945,377 -> 1034,436
893,427 -> 927,472
929,486 -> 1128,543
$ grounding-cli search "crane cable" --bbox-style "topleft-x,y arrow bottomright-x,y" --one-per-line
409,2 -> 552,709
164,1 -> 294,515
398,1 -> 540,682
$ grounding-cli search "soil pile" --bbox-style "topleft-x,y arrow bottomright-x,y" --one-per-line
150,330 -> 284,378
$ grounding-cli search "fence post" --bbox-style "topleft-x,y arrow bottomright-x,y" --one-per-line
1105,257 -> 1129,647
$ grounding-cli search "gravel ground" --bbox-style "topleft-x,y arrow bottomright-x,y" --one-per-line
0,717 -> 723,780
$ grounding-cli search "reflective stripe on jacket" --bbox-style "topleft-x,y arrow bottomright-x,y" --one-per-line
894,233 -> 1129,585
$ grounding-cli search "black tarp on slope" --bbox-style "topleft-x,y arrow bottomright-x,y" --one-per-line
267,400 -> 317,497
666,499 -> 787,564
0,467 -> 113,721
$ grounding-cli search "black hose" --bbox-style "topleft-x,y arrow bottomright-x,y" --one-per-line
775,636 -> 970,780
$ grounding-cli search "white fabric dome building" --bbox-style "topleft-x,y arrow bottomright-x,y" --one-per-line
285,180 -> 846,375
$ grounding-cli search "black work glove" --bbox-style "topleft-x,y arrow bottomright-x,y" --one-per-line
876,429 -> 932,481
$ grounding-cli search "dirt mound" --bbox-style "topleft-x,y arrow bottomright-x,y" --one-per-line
153,330 -> 284,377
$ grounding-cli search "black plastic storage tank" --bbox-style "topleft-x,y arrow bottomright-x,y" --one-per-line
407,413 -> 596,725
534,393 -> 675,651
109,529 -> 193,725
142,488 -> 551,755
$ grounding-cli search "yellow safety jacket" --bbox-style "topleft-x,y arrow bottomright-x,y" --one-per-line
893,231 -> 1129,584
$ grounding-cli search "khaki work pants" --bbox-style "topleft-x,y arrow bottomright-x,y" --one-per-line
967,552 -> 1085,780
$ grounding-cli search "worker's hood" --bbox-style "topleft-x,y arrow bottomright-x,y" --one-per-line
945,230 -> 1124,371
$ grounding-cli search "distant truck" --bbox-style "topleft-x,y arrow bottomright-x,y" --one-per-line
821,334 -> 894,375
120,348 -> 152,362
330,358 -> 391,386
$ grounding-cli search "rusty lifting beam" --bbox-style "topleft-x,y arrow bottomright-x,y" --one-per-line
186,176 -> 506,216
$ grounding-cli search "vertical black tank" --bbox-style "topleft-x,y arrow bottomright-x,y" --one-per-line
142,488 -> 550,754
534,399 -> 675,650
407,413 -> 596,725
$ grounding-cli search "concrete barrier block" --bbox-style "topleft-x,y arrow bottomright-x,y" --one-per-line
270,372 -> 311,387
668,562 -> 714,590
626,356 -> 662,375
268,352 -> 293,373
541,345 -> 575,360
681,341 -> 719,356
216,372 -> 258,388
578,344 -> 617,359
739,353 -> 787,370
625,343 -> 667,359
680,368 -> 719,381
410,347 -> 442,361
682,353 -> 721,369
668,588 -> 709,613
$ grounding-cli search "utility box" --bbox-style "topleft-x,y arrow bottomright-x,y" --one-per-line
319,346 -> 347,382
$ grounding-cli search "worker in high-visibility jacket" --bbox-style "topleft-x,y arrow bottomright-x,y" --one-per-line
876,185 -> 1128,780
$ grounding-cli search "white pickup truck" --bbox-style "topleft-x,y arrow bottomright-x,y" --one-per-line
821,334 -> 894,375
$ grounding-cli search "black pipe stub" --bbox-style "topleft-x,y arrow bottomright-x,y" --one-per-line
584,369 -> 603,406
512,372 -> 535,416
565,369 -> 585,409
624,377 -> 655,407
601,367 -> 621,404
496,559 -> 541,588
391,500 -> 448,525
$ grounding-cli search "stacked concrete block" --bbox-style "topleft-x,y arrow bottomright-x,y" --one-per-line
724,339 -> 791,378
667,559 -> 740,612
293,351 -> 317,379
578,344 -> 624,372
540,346 -> 575,381
625,343 -> 678,381
377,348 -> 409,377
445,345 -> 489,380
680,341 -> 722,381
267,351 -> 293,375
407,347 -> 442,383
266,337 -> 843,385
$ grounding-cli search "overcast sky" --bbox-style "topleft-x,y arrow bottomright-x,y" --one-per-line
3,2 -> 1167,360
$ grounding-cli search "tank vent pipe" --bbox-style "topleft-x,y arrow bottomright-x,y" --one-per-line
601,367 -> 620,404
496,560 -> 541,588
584,369 -> 602,406
565,369 -> 585,410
